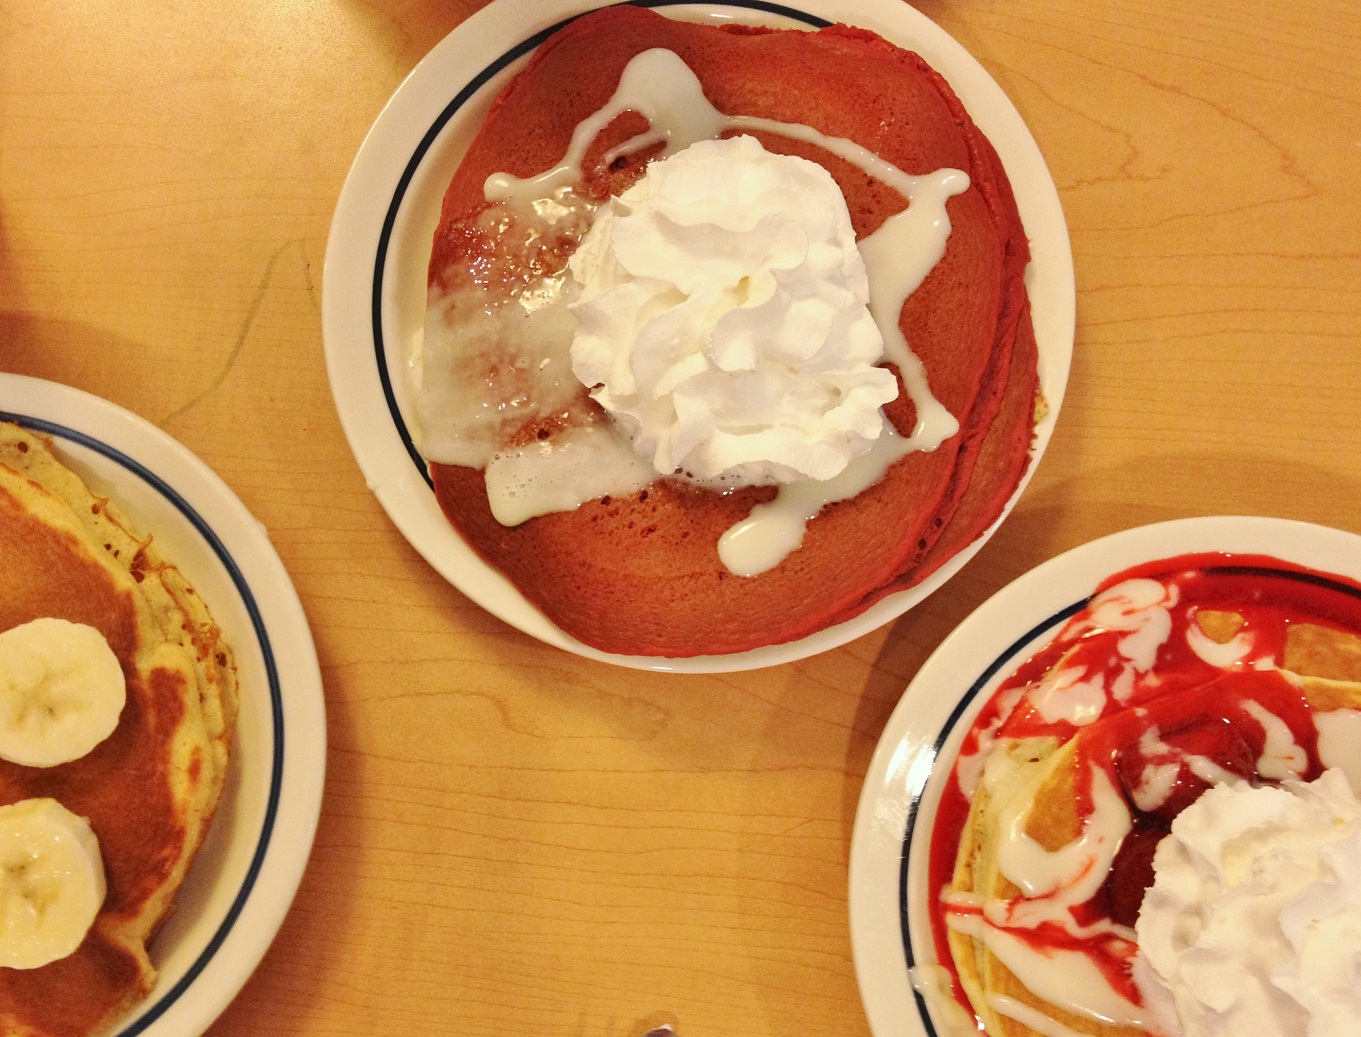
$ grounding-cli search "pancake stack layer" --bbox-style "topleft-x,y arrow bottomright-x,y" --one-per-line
0,423 -> 237,1037
423,6 -> 1040,656
936,561 -> 1361,1037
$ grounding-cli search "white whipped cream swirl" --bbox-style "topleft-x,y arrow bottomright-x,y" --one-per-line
1133,769 -> 1361,1037
567,134 -> 899,486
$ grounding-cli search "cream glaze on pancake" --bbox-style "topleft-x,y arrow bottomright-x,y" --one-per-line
949,733 -> 1152,1037
0,424 -> 237,1037
946,601 -> 1361,1037
425,7 -> 1038,656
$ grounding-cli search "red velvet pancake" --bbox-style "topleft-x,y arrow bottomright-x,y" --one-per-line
425,6 -> 1038,656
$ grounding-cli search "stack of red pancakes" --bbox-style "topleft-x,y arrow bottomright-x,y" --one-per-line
426,6 -> 1039,657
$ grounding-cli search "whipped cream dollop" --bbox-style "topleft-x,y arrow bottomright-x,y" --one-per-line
1133,769 -> 1361,1037
567,134 -> 899,486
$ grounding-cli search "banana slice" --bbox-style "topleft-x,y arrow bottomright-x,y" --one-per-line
0,618 -> 127,767
0,797 -> 107,969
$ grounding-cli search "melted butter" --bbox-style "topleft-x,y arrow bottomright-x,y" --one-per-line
433,47 -> 970,573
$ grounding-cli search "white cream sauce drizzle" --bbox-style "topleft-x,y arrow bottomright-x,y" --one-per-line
944,752 -> 1156,1037
907,964 -> 984,1037
471,47 -> 968,575
1316,708 -> 1361,790
1129,725 -> 1241,813
1005,579 -> 1182,738
989,994 -> 1135,1037
946,915 -> 1153,1029
1242,699 -> 1308,780
1025,665 -> 1109,727
995,762 -> 1132,909
1186,616 -> 1255,668
941,574 -> 1361,1037
716,425 -> 913,576
484,423 -> 655,526
419,193 -> 595,468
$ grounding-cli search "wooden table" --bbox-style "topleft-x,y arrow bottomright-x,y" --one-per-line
3,1 -> 1359,1035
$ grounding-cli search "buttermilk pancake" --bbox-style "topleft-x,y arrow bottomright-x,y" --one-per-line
422,6 -> 1039,656
0,422 -> 237,1037
935,560 -> 1361,1037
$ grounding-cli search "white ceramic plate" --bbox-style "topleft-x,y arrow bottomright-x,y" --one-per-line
322,0 -> 1076,672
848,515 -> 1361,1037
0,374 -> 326,1037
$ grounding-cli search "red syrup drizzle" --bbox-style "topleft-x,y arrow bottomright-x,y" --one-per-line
923,552 -> 1361,1027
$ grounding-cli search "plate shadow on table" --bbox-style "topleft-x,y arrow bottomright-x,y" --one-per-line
0,311 -> 191,426
206,634 -> 360,1033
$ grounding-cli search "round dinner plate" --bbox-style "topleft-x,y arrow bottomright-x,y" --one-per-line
847,515 -> 1361,1037
322,0 -> 1076,672
0,374 -> 326,1037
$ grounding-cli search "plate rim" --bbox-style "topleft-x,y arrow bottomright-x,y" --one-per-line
0,373 -> 326,1037
847,514 -> 1361,1037
322,0 -> 1076,672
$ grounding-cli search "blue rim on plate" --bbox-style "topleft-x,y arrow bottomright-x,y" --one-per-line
0,409 -> 285,1037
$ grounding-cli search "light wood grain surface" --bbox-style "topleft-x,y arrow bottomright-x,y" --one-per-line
2,1 -> 1359,1035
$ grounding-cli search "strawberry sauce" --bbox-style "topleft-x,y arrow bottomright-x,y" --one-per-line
924,552 -> 1361,1029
